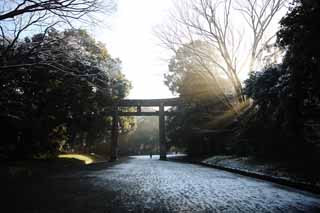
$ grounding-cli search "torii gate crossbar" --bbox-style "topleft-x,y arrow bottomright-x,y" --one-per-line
110,98 -> 181,161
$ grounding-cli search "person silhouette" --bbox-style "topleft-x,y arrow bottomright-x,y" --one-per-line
149,153 -> 152,158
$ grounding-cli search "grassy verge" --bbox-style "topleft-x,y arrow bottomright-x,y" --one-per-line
1,153 -> 107,179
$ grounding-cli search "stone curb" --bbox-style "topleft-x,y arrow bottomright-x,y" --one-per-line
199,161 -> 320,195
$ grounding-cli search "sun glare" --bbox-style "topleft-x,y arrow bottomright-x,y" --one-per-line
58,154 -> 94,165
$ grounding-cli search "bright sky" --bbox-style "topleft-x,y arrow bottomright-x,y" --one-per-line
93,0 -> 287,100
95,0 -> 175,99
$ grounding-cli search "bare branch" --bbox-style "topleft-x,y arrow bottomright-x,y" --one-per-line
0,0 -> 116,56
155,0 -> 287,106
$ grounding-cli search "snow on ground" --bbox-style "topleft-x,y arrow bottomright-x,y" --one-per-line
203,155 -> 320,186
83,156 -> 320,212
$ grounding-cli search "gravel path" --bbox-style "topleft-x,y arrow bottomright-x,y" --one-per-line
5,155 -> 320,212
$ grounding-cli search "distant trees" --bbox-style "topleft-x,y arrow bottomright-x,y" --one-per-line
0,29 -> 131,159
119,117 -> 159,156
156,0 -> 287,106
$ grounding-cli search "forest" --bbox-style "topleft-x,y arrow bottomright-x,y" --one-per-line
0,0 -> 136,160
160,0 -> 320,166
0,0 -> 319,166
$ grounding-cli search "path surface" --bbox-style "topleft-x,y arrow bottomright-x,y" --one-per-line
5,155 -> 320,212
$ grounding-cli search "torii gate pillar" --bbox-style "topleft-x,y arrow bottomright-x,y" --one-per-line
159,103 -> 167,160
110,107 -> 119,162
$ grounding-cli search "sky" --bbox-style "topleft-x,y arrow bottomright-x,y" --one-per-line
95,0 -> 175,99
93,0 -> 287,100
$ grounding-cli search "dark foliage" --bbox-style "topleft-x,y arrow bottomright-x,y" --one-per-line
0,29 -> 131,159
240,0 -> 320,159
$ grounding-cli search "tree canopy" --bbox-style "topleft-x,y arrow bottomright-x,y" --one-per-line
0,29 -> 131,159
242,0 -> 320,158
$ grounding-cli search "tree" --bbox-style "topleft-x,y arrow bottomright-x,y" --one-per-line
241,0 -> 320,158
242,65 -> 286,156
0,0 -> 116,57
165,40 -> 235,108
277,0 -> 320,152
156,0 -> 287,106
165,41 -> 238,154
0,29 -> 131,158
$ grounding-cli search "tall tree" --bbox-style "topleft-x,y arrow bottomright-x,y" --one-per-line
277,0 -> 320,150
156,0 -> 287,106
242,0 -> 320,157
165,40 -> 235,109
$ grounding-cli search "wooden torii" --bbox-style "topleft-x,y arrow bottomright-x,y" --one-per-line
110,98 -> 181,161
